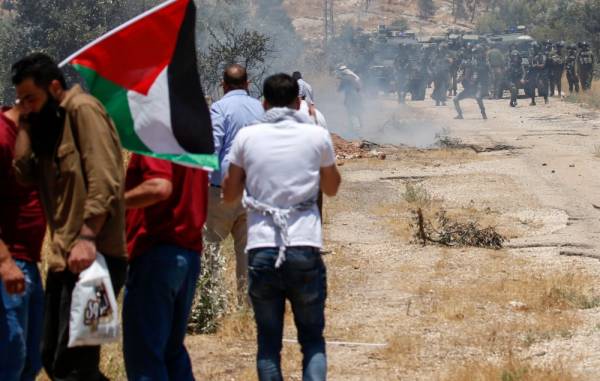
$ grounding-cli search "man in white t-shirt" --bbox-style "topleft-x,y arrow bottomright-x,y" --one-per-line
223,73 -> 341,381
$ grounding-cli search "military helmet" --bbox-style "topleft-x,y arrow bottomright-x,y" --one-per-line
567,43 -> 577,50
581,41 -> 590,49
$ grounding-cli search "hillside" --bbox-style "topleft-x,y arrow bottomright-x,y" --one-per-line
282,0 -> 476,46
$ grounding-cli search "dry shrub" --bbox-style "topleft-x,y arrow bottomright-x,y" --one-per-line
402,182 -> 432,206
445,357 -> 579,381
413,208 -> 506,249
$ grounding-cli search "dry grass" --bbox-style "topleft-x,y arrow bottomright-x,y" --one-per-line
445,357 -> 580,381
565,80 -> 600,109
411,261 -> 597,353
378,334 -> 422,370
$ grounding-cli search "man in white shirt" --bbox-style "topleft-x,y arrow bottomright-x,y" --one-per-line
223,73 -> 341,381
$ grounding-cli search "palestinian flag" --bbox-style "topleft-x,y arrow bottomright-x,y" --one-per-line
60,0 -> 216,170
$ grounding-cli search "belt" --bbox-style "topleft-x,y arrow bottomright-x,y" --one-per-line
210,184 -> 221,188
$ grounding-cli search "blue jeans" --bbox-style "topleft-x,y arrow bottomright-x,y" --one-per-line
248,247 -> 327,381
123,244 -> 201,381
0,260 -> 44,381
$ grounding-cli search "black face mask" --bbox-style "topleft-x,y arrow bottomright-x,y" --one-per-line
25,94 -> 65,157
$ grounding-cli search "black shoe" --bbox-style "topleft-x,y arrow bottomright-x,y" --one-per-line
482,113 -> 488,120
509,101 -> 516,107
544,97 -> 549,104
530,101 -> 536,106
454,115 -> 464,120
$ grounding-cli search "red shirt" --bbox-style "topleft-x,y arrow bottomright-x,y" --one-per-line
0,108 -> 46,262
125,154 -> 208,260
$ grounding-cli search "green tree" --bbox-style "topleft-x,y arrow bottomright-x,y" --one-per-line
418,0 -> 437,19
0,0 -> 159,102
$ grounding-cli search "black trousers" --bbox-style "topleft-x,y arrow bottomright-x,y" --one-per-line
42,256 -> 127,381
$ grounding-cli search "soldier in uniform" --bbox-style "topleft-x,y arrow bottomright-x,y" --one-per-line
527,41 -> 549,105
548,41 -> 565,97
431,43 -> 451,106
565,43 -> 580,94
578,41 -> 595,91
453,45 -> 489,120
487,45 -> 506,99
407,45 -> 427,101
447,46 -> 461,97
507,50 -> 525,107
394,44 -> 411,103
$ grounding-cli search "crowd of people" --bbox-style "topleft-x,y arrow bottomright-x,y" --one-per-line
0,53 -> 340,381
397,39 -> 596,119
333,38 -> 596,125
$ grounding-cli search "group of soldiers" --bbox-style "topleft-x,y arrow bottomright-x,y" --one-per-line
393,39 -> 596,119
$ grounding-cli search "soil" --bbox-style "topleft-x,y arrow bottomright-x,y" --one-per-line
186,92 -> 600,380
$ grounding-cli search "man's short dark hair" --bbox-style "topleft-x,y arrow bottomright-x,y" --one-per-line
11,53 -> 67,89
223,64 -> 248,89
263,73 -> 299,108
292,71 -> 302,80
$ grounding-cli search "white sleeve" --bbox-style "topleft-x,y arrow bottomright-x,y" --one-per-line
320,131 -> 336,167
227,131 -> 245,169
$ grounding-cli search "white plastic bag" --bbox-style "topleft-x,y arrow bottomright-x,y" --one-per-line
68,253 -> 120,347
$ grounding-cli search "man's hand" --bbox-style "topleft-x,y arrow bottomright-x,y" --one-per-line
0,257 -> 25,295
68,239 -> 97,274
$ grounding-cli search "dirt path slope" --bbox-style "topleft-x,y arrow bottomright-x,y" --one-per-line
188,95 -> 600,380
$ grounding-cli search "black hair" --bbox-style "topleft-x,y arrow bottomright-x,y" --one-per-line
292,71 -> 302,80
223,64 -> 248,89
11,53 -> 67,89
263,73 -> 299,108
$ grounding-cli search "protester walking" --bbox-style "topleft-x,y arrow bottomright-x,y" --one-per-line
0,104 -> 46,381
122,153 -> 208,381
12,53 -> 127,381
223,73 -> 341,381
204,64 -> 264,300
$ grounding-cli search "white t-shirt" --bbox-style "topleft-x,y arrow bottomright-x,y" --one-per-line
228,119 -> 336,251
299,100 -> 328,129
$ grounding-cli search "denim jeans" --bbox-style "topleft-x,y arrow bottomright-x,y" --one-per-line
248,246 -> 327,381
0,260 -> 44,381
42,255 -> 127,381
122,244 -> 201,381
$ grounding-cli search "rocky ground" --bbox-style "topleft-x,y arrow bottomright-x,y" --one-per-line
185,91 -> 600,380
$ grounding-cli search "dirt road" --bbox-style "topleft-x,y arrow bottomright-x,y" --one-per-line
188,95 -> 600,380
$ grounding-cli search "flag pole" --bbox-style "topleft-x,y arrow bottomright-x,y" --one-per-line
59,0 -> 183,68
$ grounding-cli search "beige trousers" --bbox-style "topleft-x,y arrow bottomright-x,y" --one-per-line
203,186 -> 248,297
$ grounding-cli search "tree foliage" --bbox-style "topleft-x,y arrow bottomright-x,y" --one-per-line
0,0 -> 161,102
199,25 -> 272,97
476,0 -> 600,58
418,0 -> 437,19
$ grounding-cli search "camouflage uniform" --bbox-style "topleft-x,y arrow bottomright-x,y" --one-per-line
548,42 -> 565,96
431,45 -> 451,106
578,42 -> 595,91
565,45 -> 580,93
487,47 -> 506,99
527,42 -> 549,105
453,46 -> 489,120
507,50 -> 525,107
394,46 -> 411,103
